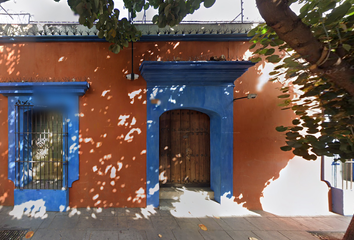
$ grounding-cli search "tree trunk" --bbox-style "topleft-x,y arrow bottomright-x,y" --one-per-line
343,214 -> 354,240
256,0 -> 354,96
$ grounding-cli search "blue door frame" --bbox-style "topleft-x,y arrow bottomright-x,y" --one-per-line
140,61 -> 255,207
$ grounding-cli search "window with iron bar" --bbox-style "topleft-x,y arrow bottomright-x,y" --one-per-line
15,100 -> 68,190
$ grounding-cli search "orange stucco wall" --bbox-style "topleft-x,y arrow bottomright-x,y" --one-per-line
0,94 -> 12,206
0,40 -> 294,209
233,63 -> 294,209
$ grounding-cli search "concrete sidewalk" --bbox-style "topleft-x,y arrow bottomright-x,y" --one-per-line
0,206 -> 351,240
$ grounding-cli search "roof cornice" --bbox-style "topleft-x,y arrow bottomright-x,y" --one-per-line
0,23 -> 255,43
0,82 -> 90,96
140,61 -> 256,87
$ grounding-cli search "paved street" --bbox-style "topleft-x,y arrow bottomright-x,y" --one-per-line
0,205 -> 351,240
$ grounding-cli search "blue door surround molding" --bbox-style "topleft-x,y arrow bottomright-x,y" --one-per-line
0,82 -> 89,211
139,61 -> 255,207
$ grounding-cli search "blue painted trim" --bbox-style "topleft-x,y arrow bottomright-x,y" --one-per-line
0,82 -> 89,96
14,189 -> 69,212
141,61 -> 255,207
1,82 -> 89,211
140,61 -> 255,86
0,34 -> 251,43
141,34 -> 251,42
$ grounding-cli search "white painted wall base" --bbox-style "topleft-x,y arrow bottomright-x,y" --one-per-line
260,157 -> 331,216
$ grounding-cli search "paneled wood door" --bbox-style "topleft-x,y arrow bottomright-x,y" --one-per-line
159,110 -> 210,187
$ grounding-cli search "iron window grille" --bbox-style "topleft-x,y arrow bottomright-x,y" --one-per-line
14,100 -> 68,190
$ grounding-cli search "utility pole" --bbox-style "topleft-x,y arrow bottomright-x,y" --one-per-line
241,0 -> 244,23
230,0 -> 245,23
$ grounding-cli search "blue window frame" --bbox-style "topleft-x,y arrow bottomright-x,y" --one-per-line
0,82 -> 89,211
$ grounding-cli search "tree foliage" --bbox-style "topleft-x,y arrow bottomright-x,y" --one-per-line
249,0 -> 354,161
55,0 -> 215,53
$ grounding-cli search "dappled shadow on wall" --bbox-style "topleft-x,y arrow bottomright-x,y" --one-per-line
233,57 -> 298,211
233,57 -> 332,215
0,44 -> 22,79
252,61 -> 331,216
73,61 -> 147,208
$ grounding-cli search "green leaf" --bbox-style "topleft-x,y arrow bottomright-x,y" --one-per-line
79,15 -> 86,25
280,146 -> 292,151
98,30 -> 104,38
286,132 -> 301,139
307,127 -> 319,134
109,28 -> 116,38
318,0 -> 336,13
76,2 -> 85,15
325,0 -> 352,25
272,38 -> 284,46
312,148 -> 328,156
299,3 -> 310,18
307,10 -> 321,25
303,154 -> 317,160
266,55 -> 281,63
152,15 -> 159,24
293,72 -> 309,85
247,27 -> 258,37
293,147 -> 309,157
278,99 -> 291,107
203,0 -> 215,8
292,119 -> 301,125
320,91 -> 338,101
278,94 -> 290,99
265,48 -> 275,56
305,135 -> 317,142
340,143 -> 351,153
286,140 -> 303,148
291,126 -> 303,131
276,126 -> 288,132
249,43 -> 256,50
342,44 -> 351,51
111,44 -> 121,54
165,4 -> 172,17
250,57 -> 262,63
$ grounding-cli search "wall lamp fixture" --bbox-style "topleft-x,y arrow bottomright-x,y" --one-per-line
233,93 -> 257,101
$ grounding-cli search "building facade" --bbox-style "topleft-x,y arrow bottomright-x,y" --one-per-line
0,23 -> 339,215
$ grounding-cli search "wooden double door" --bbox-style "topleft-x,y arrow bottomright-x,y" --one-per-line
159,109 -> 210,187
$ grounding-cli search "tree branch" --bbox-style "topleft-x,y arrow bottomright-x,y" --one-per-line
256,0 -> 354,96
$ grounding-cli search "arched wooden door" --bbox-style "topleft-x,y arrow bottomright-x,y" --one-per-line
159,109 -> 210,187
